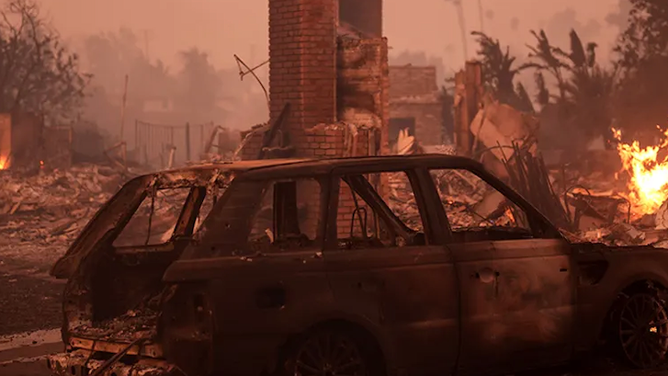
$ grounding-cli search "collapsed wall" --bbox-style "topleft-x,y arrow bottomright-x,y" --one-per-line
337,36 -> 389,156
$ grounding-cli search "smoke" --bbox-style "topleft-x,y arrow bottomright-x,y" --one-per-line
33,0 -> 628,138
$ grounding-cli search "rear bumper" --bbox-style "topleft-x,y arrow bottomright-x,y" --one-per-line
46,350 -> 183,376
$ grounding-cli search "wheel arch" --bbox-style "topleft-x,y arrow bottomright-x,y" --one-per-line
277,312 -> 395,375
599,273 -> 668,339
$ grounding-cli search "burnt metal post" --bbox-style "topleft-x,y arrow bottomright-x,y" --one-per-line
201,124 -> 206,156
119,75 -> 129,165
134,120 -> 139,159
185,122 -> 191,161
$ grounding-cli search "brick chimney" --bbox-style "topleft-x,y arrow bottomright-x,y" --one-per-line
268,0 -> 338,134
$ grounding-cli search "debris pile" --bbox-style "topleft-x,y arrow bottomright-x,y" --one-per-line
71,307 -> 159,341
387,169 -> 520,231
387,172 -> 422,229
559,175 -> 668,247
501,143 -> 572,230
386,98 -> 668,247
549,127 -> 668,247
0,164 -> 131,266
383,142 -> 668,247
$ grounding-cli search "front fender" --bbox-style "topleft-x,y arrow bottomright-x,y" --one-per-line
584,263 -> 668,349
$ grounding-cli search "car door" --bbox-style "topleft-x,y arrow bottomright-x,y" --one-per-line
323,169 -> 460,376
449,238 -> 576,374
426,166 -> 577,375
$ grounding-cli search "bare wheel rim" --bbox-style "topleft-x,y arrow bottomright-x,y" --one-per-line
293,331 -> 368,376
619,293 -> 668,368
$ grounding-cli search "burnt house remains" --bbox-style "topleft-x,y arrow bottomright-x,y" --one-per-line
388,65 -> 444,150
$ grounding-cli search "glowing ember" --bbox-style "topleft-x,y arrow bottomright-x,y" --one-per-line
613,127 -> 668,215
0,156 -> 7,170
504,207 -> 516,224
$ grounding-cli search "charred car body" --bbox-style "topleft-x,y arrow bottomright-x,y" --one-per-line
47,155 -> 668,376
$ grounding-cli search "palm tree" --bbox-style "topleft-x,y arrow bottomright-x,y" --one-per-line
525,29 -> 605,102
524,30 -> 569,101
470,31 -> 533,112
563,65 -> 615,140
525,29 -> 616,143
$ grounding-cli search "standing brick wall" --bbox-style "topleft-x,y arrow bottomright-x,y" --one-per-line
298,123 -> 381,239
390,100 -> 444,145
388,66 -> 439,98
388,65 -> 443,146
299,123 -> 371,158
238,126 -> 265,160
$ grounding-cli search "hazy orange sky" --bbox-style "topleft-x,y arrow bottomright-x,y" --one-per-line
38,0 -> 624,72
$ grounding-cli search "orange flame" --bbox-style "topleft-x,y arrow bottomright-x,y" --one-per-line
0,156 -> 7,170
613,127 -> 668,214
504,207 -> 516,224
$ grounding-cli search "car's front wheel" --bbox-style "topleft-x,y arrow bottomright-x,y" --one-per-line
614,291 -> 668,369
280,326 -> 384,376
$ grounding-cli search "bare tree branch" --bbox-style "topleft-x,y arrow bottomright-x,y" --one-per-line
0,0 -> 88,123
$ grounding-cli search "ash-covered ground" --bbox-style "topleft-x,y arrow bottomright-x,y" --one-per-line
0,165 -> 126,375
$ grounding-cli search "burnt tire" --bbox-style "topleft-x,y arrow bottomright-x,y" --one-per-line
279,326 -> 385,376
611,290 -> 668,369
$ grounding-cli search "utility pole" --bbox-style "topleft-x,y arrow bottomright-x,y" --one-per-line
445,0 -> 469,61
478,0 -> 484,33
120,74 -> 129,164
143,29 -> 150,60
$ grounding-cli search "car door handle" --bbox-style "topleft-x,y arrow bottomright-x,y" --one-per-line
475,267 -> 498,284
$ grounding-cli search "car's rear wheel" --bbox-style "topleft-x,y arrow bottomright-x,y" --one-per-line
615,291 -> 668,368
281,327 -> 383,376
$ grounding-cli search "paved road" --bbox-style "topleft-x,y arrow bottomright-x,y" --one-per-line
0,261 -> 64,376
0,329 -> 62,376
1,361 -> 53,376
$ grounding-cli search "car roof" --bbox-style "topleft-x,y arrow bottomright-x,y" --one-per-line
141,154 -> 484,181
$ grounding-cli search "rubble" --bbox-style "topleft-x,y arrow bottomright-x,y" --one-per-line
0,164 -> 134,267
387,168 -> 520,231
656,200 -> 668,229
71,307 -> 158,341
421,144 -> 457,155
385,139 -> 668,247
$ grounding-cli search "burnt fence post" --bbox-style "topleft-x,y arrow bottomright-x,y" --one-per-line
185,122 -> 191,161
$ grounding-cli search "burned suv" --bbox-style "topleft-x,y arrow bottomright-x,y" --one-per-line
47,155 -> 668,376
